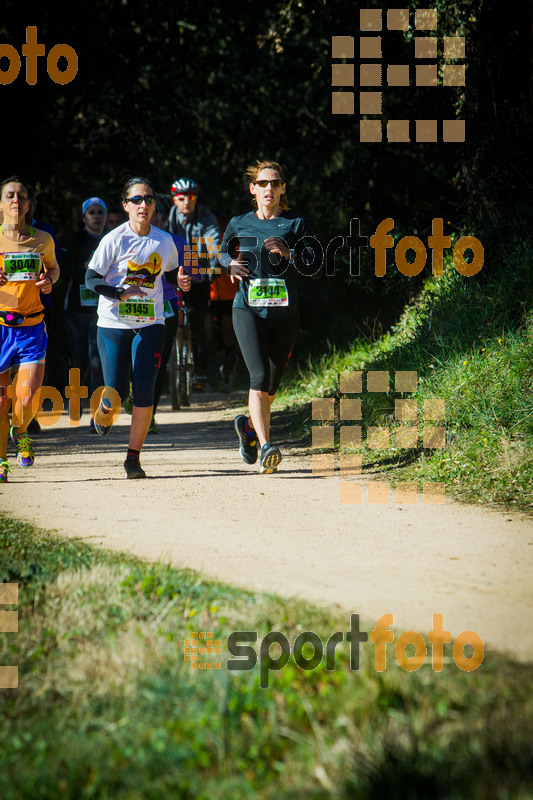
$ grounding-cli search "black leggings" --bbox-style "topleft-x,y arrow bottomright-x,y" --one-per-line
232,307 -> 299,395
97,324 -> 164,407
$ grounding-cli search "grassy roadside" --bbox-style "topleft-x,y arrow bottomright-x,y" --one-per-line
278,237 -> 533,512
1,515 -> 533,799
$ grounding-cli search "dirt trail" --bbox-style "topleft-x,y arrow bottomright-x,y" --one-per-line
1,392 -> 532,662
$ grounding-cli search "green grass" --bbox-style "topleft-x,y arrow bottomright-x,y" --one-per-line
278,236 -> 533,511
1,516 -> 533,799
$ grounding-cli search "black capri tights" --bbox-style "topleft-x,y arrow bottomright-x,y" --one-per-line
232,307 -> 299,395
97,324 -> 164,407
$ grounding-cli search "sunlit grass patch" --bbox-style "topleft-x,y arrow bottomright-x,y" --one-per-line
1,518 -> 533,798
281,241 -> 533,511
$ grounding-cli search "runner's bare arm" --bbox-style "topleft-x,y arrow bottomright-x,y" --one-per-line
36,256 -> 60,293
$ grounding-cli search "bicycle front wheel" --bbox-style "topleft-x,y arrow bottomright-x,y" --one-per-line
169,336 -> 181,410
180,323 -> 194,407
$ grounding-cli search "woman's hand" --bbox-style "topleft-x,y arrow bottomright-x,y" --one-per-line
263,237 -> 290,259
120,284 -> 147,300
36,273 -> 53,294
228,253 -> 250,284
177,266 -> 191,292
0,270 -> 8,287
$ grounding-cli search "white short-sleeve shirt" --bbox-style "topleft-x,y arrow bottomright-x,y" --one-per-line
88,222 -> 179,329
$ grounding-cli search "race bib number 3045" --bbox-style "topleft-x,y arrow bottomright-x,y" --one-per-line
118,299 -> 156,324
248,278 -> 288,307
3,253 -> 41,281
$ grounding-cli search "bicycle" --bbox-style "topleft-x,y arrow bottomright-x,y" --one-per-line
169,302 -> 194,409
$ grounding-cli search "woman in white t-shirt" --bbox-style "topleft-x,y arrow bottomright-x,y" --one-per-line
86,176 -> 191,479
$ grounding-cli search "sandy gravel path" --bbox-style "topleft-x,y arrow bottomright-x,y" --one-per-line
1,392 -> 532,662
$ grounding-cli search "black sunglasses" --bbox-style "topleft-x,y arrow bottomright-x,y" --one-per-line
254,179 -> 283,188
126,194 -> 155,205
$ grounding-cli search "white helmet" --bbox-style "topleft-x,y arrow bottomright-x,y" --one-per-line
171,178 -> 198,195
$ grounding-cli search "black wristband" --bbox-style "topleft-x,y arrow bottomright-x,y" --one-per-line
114,287 -> 125,299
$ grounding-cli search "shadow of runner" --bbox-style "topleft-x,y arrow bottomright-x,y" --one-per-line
22,392 -> 303,458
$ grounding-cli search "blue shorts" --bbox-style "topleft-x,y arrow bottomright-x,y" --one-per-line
0,322 -> 47,374
97,325 -> 164,407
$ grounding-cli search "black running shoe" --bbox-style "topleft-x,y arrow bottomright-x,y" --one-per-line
260,443 -> 282,474
234,414 -> 258,464
124,456 -> 146,479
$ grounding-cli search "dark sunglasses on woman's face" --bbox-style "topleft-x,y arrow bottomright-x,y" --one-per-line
254,179 -> 283,188
126,194 -> 155,205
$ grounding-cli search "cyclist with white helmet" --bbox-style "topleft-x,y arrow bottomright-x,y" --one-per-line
168,178 -> 220,391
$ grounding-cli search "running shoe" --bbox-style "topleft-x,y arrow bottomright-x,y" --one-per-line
9,427 -> 35,468
219,365 -> 232,393
259,443 -> 282,474
234,415 -> 258,465
93,404 -> 113,437
0,459 -> 12,483
124,456 -> 146,479
148,417 -> 159,434
192,374 -> 210,393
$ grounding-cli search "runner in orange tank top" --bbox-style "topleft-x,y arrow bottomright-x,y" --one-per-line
0,176 -> 60,481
